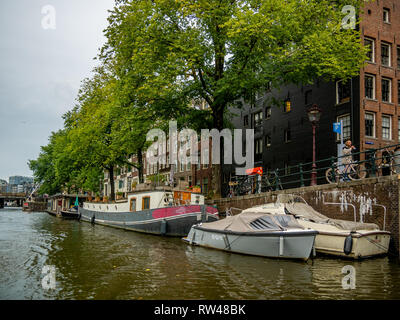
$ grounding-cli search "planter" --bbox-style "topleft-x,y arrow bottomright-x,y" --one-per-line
116,194 -> 123,200
192,187 -> 201,193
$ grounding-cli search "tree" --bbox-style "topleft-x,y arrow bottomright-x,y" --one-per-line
100,0 -> 369,196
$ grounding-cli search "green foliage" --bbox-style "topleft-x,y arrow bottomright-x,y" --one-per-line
30,0 -> 370,197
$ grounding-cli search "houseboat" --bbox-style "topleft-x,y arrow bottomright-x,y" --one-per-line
47,194 -> 89,218
79,187 -> 219,236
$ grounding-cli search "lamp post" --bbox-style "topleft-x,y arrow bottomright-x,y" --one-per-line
307,104 -> 322,186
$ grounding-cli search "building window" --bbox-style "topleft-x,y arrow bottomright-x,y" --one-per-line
365,74 -> 375,100
255,138 -> 263,155
398,80 -> 400,104
284,99 -> 291,113
244,115 -> 249,126
265,107 -> 271,119
397,46 -> 400,69
398,118 -> 400,141
383,8 -> 390,23
382,78 -> 392,103
284,129 -> 291,143
188,176 -> 192,187
364,38 -> 375,63
254,111 -> 263,127
130,198 -> 136,212
142,196 -> 150,210
381,42 -> 391,67
382,115 -> 392,140
118,180 -> 124,189
365,112 -> 375,138
265,135 -> 271,148
336,80 -> 351,104
337,114 -> 351,140
202,178 -> 208,195
305,90 -> 312,105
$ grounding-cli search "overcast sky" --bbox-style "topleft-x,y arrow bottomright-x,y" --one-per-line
0,0 -> 115,182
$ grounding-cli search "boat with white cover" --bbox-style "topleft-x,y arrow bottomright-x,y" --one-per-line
79,187 -> 219,236
242,195 -> 391,259
183,210 -> 318,260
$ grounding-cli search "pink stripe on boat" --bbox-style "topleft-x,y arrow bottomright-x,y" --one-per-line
152,205 -> 201,219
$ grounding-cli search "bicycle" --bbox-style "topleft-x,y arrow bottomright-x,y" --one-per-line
261,171 -> 283,192
325,161 -> 367,183
375,147 -> 396,176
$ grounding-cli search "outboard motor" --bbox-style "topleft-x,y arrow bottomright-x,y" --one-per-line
91,215 -> 95,225
343,234 -> 353,255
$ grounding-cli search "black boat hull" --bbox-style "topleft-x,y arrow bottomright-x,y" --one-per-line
79,205 -> 219,237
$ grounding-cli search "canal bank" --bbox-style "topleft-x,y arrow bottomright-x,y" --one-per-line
1,208 -> 400,300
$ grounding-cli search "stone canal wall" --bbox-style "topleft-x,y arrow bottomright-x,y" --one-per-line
208,175 -> 400,257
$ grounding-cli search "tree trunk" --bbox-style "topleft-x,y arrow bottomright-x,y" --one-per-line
211,105 -> 225,198
138,148 -> 144,183
109,166 -> 115,201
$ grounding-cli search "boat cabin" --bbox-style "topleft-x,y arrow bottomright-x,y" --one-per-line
83,189 -> 205,213
48,194 -> 89,214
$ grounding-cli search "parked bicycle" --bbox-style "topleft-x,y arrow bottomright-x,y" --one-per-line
260,171 -> 283,192
325,161 -> 367,183
376,147 -> 396,176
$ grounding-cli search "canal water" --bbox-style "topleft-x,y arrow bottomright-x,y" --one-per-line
1,208 -> 399,300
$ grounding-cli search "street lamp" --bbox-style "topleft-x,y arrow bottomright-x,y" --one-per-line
307,104 -> 322,186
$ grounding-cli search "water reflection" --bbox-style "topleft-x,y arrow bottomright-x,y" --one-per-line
0,209 -> 399,300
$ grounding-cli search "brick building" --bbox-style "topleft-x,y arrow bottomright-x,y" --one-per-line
224,0 -> 400,189
103,139 -> 214,198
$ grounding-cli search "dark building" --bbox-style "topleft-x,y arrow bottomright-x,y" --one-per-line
225,0 -> 400,190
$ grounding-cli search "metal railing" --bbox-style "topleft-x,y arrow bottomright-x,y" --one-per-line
223,143 -> 400,197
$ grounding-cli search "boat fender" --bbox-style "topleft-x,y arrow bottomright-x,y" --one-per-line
160,219 -> 167,236
91,215 -> 95,225
343,234 -> 353,255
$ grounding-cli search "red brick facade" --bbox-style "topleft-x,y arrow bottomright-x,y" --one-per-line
360,0 -> 400,151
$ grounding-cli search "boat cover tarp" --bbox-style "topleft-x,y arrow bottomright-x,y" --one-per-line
198,212 -> 304,233
284,202 -> 379,231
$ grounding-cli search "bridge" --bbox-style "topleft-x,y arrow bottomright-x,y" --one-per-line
0,193 -> 26,208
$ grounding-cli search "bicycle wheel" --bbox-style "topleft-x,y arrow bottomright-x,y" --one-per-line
325,168 -> 339,184
356,163 -> 367,179
348,165 -> 359,180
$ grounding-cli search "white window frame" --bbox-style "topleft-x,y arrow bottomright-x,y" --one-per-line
336,80 -> 351,104
336,114 -> 351,141
265,107 -> 271,119
398,118 -> 400,141
383,8 -> 390,23
365,112 -> 376,138
265,135 -> 271,148
255,138 -> 263,155
381,77 -> 392,103
382,115 -> 392,140
381,42 -> 391,67
365,74 -> 376,100
364,37 -> 375,63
